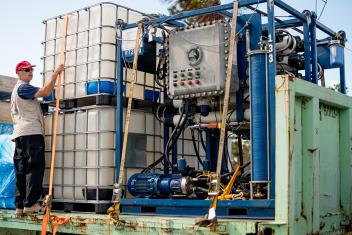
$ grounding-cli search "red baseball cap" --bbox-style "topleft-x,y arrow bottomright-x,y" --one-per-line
16,61 -> 36,74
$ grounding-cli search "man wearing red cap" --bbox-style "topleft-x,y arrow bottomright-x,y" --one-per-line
10,60 -> 64,215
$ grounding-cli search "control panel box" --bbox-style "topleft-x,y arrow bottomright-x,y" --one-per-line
167,21 -> 238,99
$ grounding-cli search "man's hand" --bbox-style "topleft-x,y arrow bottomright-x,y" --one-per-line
53,64 -> 64,77
35,64 -> 65,98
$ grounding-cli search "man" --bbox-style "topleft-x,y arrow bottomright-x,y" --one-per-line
10,61 -> 64,215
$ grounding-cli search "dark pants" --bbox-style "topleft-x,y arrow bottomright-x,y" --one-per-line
13,135 -> 45,208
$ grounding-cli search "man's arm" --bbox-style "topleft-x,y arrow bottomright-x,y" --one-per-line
35,64 -> 64,98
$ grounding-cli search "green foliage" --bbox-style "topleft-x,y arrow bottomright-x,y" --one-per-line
328,83 -> 348,93
163,0 -> 222,23
166,0 -> 220,14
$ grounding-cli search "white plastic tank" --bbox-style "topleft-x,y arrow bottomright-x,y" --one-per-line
43,106 -> 162,201
42,3 -> 159,100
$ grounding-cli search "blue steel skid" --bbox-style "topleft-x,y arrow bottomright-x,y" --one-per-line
113,0 -> 347,218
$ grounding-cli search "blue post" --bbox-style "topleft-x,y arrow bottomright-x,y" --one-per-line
303,10 -> 311,81
115,25 -> 124,182
236,90 -> 244,122
248,50 -> 269,182
310,12 -> 318,84
206,130 -> 219,172
267,0 -> 276,199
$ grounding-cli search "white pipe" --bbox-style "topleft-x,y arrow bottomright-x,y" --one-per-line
173,109 -> 250,126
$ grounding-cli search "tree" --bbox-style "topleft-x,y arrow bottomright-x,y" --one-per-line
328,83 -> 348,93
163,0 -> 223,23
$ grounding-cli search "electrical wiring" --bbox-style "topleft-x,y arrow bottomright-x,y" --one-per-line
191,129 -> 204,167
226,94 -> 249,123
199,129 -> 207,152
318,0 -> 328,20
142,102 -> 195,173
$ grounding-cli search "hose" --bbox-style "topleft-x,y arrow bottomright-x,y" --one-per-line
142,101 -> 193,173
191,129 -> 204,168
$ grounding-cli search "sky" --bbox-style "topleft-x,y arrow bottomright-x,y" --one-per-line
1,0 -> 351,92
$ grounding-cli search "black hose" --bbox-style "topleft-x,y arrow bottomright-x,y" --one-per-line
163,107 -> 186,168
142,102 -> 193,173
199,130 -> 207,152
191,129 -> 204,168
224,139 -> 233,172
237,133 -> 244,175
155,30 -> 167,87
226,94 -> 250,122
194,187 -> 208,193
220,161 -> 251,178
142,106 -> 185,173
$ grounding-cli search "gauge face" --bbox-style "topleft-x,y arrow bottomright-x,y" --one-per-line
187,47 -> 202,66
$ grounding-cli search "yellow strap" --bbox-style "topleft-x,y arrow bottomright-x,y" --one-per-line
118,22 -> 143,186
209,1 -> 238,232
216,0 -> 238,175
218,165 -> 240,200
41,14 -> 69,235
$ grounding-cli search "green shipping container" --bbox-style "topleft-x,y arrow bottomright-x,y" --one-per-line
0,76 -> 351,234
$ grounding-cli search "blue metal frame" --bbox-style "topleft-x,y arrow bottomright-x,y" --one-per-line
121,198 -> 275,218
266,0 -> 276,199
115,25 -> 124,182
115,0 -> 346,217
206,129 -> 219,172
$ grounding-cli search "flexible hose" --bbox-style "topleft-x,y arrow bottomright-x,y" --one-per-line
191,129 -> 204,168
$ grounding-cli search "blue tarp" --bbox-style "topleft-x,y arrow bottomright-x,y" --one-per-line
0,123 -> 15,209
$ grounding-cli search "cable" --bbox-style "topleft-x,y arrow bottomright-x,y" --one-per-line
199,130 -> 207,152
142,105 -> 185,173
318,0 -> 328,20
224,137 -> 233,172
191,129 -> 204,168
226,94 -> 249,123
142,102 -> 194,173
117,27 -> 143,79
163,105 -> 186,168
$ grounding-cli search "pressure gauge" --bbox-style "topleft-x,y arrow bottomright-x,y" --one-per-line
187,47 -> 202,66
